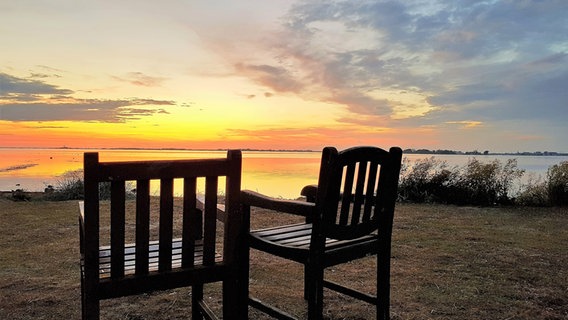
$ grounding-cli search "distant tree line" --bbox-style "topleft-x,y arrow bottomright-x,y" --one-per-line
403,149 -> 567,156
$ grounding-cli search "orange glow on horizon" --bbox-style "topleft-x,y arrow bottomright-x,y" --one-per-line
1,114 -> 438,151
0,67 -> 428,151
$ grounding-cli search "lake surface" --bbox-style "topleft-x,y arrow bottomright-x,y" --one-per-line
1,148 -> 566,199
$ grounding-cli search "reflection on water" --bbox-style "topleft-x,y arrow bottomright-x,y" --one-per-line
0,148 -> 566,199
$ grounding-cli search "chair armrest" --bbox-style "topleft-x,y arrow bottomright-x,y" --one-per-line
78,201 -> 85,228
196,195 -> 227,223
300,184 -> 318,203
78,201 -> 85,254
241,190 -> 315,217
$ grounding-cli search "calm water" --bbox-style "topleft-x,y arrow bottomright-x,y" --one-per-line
1,148 -> 566,199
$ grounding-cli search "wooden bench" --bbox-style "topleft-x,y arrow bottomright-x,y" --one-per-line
79,150 -> 244,320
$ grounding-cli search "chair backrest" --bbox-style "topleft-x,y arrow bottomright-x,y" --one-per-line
81,150 -> 242,283
314,146 -> 402,241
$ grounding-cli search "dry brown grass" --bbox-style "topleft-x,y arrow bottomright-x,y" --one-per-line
1,196 -> 566,319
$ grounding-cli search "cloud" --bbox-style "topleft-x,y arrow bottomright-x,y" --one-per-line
427,58 -> 568,123
225,0 -> 567,130
0,99 -> 172,122
112,72 -> 167,87
235,63 -> 303,93
29,73 -> 61,79
0,73 -> 73,95
0,73 -> 175,122
445,121 -> 483,129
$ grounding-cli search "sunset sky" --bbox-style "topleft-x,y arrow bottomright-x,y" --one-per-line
1,0 -> 567,152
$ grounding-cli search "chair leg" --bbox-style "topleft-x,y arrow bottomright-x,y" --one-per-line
224,275 -> 246,320
223,280 -> 234,319
192,284 -> 204,320
81,277 -> 99,320
307,265 -> 324,320
304,264 -> 311,300
81,277 -> 86,320
238,241 -> 251,319
237,206 -> 251,320
83,296 -> 99,320
377,253 -> 390,320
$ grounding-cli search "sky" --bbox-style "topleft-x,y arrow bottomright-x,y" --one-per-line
1,0 -> 567,153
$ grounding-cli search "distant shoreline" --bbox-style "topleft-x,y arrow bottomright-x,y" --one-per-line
0,146 -> 316,153
0,146 -> 567,156
402,149 -> 568,157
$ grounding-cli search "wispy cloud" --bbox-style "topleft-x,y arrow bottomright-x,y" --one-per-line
0,73 -> 174,122
112,72 -> 167,87
446,121 -> 483,128
235,63 -> 303,93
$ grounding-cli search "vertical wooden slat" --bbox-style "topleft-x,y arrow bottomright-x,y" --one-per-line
182,177 -> 197,268
159,178 -> 174,271
83,153 -> 100,290
376,161 -> 393,220
351,161 -> 368,224
82,153 -> 102,319
203,176 -> 218,265
363,162 -> 379,222
135,179 -> 150,275
339,163 -> 355,225
110,180 -> 125,278
222,149 -> 242,266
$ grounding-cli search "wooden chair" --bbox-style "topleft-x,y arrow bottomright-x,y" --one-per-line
79,150 -> 244,320
240,146 -> 402,319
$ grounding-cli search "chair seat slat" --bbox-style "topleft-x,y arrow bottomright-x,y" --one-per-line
96,239 -> 222,278
260,229 -> 312,242
251,223 -> 312,236
251,223 -> 378,250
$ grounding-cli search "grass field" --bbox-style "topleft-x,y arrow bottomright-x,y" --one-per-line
0,196 -> 566,319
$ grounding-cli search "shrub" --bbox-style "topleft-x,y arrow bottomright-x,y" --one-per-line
45,170 -> 84,201
45,169 -> 135,201
452,158 -> 524,206
11,189 -> 31,202
547,161 -> 568,206
399,157 -> 525,206
517,174 -> 550,207
398,157 -> 450,203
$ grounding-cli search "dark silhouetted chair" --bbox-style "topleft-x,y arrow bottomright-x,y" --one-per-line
240,146 -> 402,319
79,150 -> 244,320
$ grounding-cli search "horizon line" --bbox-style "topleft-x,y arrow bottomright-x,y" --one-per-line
0,146 -> 567,156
